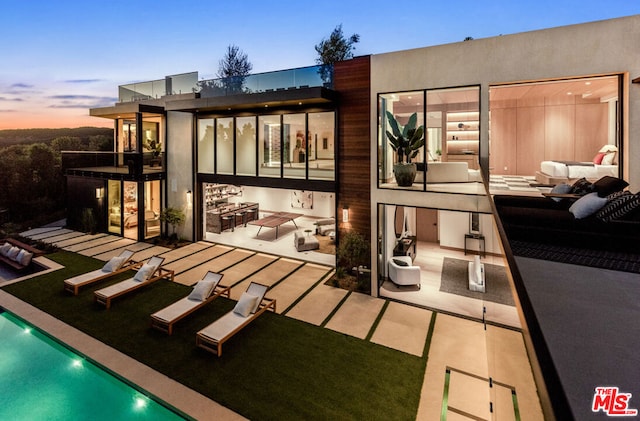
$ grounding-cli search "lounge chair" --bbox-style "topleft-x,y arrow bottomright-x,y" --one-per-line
196,282 -> 276,357
93,256 -> 173,309
150,272 -> 230,335
63,249 -> 136,295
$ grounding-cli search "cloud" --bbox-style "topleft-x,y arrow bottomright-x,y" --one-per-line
48,95 -> 117,109
0,97 -> 23,102
65,79 -> 103,84
0,109 -> 17,113
11,83 -> 33,89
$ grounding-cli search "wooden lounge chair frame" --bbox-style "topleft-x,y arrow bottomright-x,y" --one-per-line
150,272 -> 230,335
94,256 -> 173,309
196,282 -> 276,357
63,249 -> 136,295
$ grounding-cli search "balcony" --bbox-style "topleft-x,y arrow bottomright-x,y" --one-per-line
62,151 -> 165,179
117,65 -> 332,103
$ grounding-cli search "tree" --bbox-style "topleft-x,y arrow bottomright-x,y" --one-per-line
217,44 -> 253,94
314,24 -> 360,83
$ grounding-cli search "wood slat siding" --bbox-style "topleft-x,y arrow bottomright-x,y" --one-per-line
334,56 -> 371,244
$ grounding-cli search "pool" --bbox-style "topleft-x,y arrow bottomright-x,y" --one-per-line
0,310 -> 188,420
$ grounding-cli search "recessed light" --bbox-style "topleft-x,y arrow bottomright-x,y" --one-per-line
585,81 -> 592,85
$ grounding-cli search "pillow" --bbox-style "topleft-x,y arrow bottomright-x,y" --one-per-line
601,152 -> 616,165
19,251 -> 33,266
599,144 -> 618,153
0,242 -> 11,256
569,192 -> 608,219
233,292 -> 259,317
549,183 -> 572,201
7,246 -> 20,260
187,279 -> 217,301
592,152 -> 605,165
570,178 -> 594,196
133,263 -> 155,282
102,256 -> 127,273
596,191 -> 640,222
592,176 -> 628,197
16,249 -> 27,263
392,258 -> 409,267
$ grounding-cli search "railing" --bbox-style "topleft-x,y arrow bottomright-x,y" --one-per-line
117,65 -> 332,102
61,151 -> 165,174
197,65 -> 332,98
119,72 -> 198,102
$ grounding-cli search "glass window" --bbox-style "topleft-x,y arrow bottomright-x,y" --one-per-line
119,120 -> 136,152
283,114 -> 306,179
123,181 -> 138,240
198,118 -> 214,173
259,115 -> 281,177
378,91 -> 424,188
144,180 -> 161,239
236,116 -> 256,176
308,111 -> 335,180
433,86 -> 480,180
216,117 -> 234,174
107,180 -> 121,234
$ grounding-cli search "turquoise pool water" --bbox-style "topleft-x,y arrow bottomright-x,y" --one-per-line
0,311 -> 187,420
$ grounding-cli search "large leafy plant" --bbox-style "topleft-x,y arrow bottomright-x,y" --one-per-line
385,111 -> 425,164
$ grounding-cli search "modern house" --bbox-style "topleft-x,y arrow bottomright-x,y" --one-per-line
64,14 -> 640,419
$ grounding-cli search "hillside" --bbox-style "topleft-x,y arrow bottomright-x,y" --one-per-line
0,127 -> 113,146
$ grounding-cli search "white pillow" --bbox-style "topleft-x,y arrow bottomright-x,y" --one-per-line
0,242 -> 11,256
7,246 -> 20,260
187,279 -> 216,301
233,292 -> 259,317
133,264 -> 155,282
601,152 -> 616,165
102,256 -> 127,273
16,249 -> 26,263
19,251 -> 33,266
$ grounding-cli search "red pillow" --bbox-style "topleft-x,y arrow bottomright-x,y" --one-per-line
593,152 -> 605,165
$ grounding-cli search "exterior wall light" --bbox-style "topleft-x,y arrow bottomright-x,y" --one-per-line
186,190 -> 192,207
95,187 -> 104,199
342,206 -> 349,223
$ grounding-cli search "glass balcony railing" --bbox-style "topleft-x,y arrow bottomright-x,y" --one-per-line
197,65 -> 332,98
117,65 -> 332,102
119,72 -> 198,102
61,151 -> 165,175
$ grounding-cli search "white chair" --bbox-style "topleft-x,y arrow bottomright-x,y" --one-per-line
63,249 -> 136,295
388,256 -> 421,288
468,255 -> 485,292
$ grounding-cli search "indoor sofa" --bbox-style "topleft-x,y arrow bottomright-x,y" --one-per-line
294,230 -> 319,252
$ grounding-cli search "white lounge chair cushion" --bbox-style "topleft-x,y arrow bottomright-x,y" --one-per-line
65,269 -> 105,286
198,311 -> 248,341
233,292 -> 259,317
134,263 -> 155,282
152,297 -> 200,322
188,279 -> 217,302
96,278 -> 139,297
102,256 -> 127,273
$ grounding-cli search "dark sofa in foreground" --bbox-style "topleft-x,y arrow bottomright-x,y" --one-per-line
494,176 -> 640,253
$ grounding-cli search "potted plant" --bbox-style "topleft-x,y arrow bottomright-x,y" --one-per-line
143,138 -> 162,166
385,111 -> 425,186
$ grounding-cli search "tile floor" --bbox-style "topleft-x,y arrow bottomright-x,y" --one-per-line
1,226 -> 544,420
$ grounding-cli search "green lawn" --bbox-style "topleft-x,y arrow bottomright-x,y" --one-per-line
2,251 -> 428,420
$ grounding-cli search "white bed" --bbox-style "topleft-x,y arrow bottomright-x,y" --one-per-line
540,161 -> 618,180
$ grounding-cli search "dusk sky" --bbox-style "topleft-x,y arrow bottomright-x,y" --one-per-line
0,1 -> 637,130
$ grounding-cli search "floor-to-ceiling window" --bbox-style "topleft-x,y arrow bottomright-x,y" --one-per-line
489,75 -> 621,180
198,119 -> 215,173
236,116 -> 256,176
258,115 -> 281,177
308,111 -> 335,181
144,180 -> 161,239
283,113 -> 306,179
107,180 -> 121,234
378,87 -> 481,192
216,118 -> 234,174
